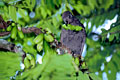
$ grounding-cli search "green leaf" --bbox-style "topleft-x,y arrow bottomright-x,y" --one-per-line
18,8 -> 26,17
101,28 -> 106,33
105,58 -> 118,80
6,25 -> 12,31
9,6 -> 17,21
18,30 -> 24,39
62,24 -> 83,31
33,33 -> 43,44
37,41 -> 43,52
11,26 -> 17,39
24,0 -> 36,11
112,53 -> 120,70
40,7 -> 47,19
89,73 -> 102,80
44,34 -> 54,42
23,37 -> 37,56
52,17 -> 58,26
98,0 -> 103,4
17,53 -> 76,80
18,8 -> 30,22
109,34 -> 114,41
77,71 -> 90,80
0,1 -> 4,6
104,0 -> 114,10
87,0 -> 97,9
45,28 -> 52,34
31,0 -> 36,11
27,54 -> 33,60
17,41 -> 76,80
30,58 -> 35,68
0,51 -> 21,79
24,57 -> 31,69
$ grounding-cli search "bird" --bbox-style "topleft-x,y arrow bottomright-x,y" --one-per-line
60,11 -> 86,57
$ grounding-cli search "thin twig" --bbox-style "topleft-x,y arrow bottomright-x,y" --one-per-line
21,27 -> 43,35
0,32 -> 10,36
0,27 -> 43,37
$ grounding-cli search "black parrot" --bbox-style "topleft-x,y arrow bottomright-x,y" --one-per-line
60,11 -> 86,57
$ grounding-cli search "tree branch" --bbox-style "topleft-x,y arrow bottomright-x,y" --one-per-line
0,32 -> 10,36
0,27 -> 43,37
21,27 -> 43,35
0,39 -> 26,61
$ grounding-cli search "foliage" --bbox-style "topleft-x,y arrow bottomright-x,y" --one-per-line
0,0 -> 120,80
0,52 -> 21,80
62,24 -> 83,31
16,41 -> 101,80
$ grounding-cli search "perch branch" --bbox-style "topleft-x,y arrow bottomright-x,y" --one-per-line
0,39 -> 26,61
0,27 -> 43,37
21,27 -> 43,35
0,32 -> 10,36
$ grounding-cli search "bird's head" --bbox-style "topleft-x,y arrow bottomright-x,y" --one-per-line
62,11 -> 73,24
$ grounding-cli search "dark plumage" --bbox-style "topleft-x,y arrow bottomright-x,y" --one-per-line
60,11 -> 86,57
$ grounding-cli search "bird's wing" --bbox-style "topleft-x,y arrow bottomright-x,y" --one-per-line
61,29 -> 86,57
